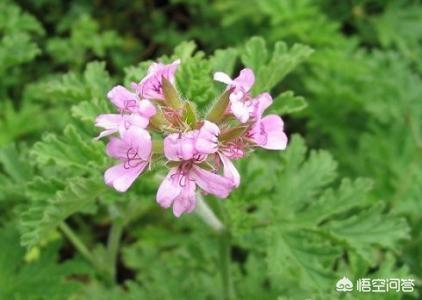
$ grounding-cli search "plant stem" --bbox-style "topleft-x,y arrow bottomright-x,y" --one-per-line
195,194 -> 225,232
59,222 -> 96,266
106,219 -> 124,282
195,195 -> 234,299
219,230 -> 234,300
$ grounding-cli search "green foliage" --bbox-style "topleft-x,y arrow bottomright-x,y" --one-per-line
0,225 -> 89,300
227,136 -> 409,297
241,37 -> 314,93
47,15 -> 123,69
0,0 -> 420,298
20,177 -> 104,248
0,1 -> 43,93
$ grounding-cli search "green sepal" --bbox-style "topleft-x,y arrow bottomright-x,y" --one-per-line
149,109 -> 167,131
183,100 -> 198,128
152,140 -> 163,154
220,125 -> 249,142
162,77 -> 183,109
206,89 -> 231,124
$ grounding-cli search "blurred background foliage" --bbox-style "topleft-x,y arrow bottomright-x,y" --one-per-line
0,0 -> 421,299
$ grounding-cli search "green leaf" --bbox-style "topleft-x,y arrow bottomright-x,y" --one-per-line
20,177 -> 105,248
0,224 -> 88,300
175,50 -> 216,105
0,143 -> 32,182
210,47 -> 238,75
323,203 -> 410,263
241,37 -> 313,93
272,91 -> 308,114
172,41 -> 197,62
31,125 -> 106,172
240,36 -> 268,72
226,135 -> 410,296
0,100 -> 46,145
276,135 -> 338,212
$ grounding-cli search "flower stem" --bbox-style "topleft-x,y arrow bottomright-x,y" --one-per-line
195,195 -> 234,299
59,222 -> 96,266
219,230 -> 234,300
195,194 -> 225,232
106,220 -> 124,281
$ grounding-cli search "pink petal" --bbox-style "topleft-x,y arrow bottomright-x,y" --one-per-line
123,127 -> 152,160
136,60 -> 180,99
233,68 -> 255,92
104,162 -> 147,192
195,121 -> 220,154
172,179 -> 196,217
156,168 -> 182,208
156,167 -> 196,217
213,72 -> 233,85
106,137 -> 128,159
190,165 -> 234,198
138,100 -> 156,118
164,131 -> 197,161
107,85 -> 139,112
218,153 -> 240,188
95,114 -> 122,139
231,100 -> 252,123
260,115 -> 288,150
252,92 -> 273,119
122,114 -> 150,133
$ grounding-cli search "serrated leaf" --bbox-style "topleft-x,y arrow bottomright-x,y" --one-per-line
20,177 -> 105,248
172,41 -> 197,62
0,143 -> 32,182
210,47 -> 238,75
272,91 -> 308,114
175,51 -> 216,105
0,224 -> 88,300
31,125 -> 106,172
240,36 -> 268,72
323,203 -> 410,263
241,37 -> 313,93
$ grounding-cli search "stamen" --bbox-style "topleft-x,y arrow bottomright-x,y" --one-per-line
171,162 -> 194,187
124,99 -> 138,112
124,147 -> 146,169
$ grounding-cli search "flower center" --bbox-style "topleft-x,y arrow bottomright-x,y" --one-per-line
124,147 -> 146,169
171,161 -> 194,187
123,99 -> 138,113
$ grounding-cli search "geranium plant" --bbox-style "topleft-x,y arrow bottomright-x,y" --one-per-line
96,60 -> 287,217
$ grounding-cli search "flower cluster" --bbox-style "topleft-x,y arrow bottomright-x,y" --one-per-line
96,60 -> 288,217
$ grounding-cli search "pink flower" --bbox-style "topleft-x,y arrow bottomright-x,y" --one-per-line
195,121 -> 241,187
97,60 -> 290,219
214,68 -> 255,123
107,85 -> 141,113
164,131 -> 199,161
195,121 -> 220,154
95,113 -> 149,139
248,93 -> 288,150
218,153 -> 240,188
157,130 -> 234,217
104,128 -> 152,192
132,59 -> 180,100
157,163 -> 234,217
96,87 -> 156,139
